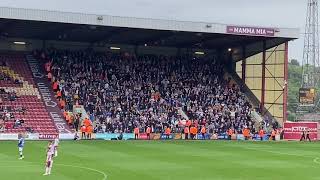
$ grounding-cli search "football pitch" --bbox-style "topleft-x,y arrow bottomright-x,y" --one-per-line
0,140 -> 320,180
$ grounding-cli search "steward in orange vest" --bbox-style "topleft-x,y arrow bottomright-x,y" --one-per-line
201,126 -> 206,140
80,125 -> 86,139
271,129 -> 276,141
134,127 -> 139,140
190,126 -> 197,140
259,129 -> 265,141
146,127 -> 151,140
184,126 -> 189,140
165,127 -> 171,139
227,128 -> 234,140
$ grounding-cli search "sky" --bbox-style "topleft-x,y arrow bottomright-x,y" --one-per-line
0,0 -> 308,61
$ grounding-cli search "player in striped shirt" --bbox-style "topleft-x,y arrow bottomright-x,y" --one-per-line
43,141 -> 55,176
53,137 -> 59,157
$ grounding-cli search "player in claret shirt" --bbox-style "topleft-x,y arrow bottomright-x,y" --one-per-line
53,137 -> 59,157
43,141 -> 55,176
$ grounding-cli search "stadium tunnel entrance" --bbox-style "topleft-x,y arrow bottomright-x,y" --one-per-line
0,18 -> 296,125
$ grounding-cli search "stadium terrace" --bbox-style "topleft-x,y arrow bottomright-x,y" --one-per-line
0,5 -> 315,180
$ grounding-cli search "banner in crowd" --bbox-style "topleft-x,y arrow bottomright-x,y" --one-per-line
283,122 -> 318,140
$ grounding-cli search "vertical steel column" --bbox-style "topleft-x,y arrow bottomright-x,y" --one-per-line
261,41 -> 266,114
241,46 -> 246,82
283,42 -> 289,123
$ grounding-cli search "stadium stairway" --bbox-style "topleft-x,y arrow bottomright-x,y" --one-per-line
225,71 -> 272,132
0,54 -> 58,134
25,54 -> 72,134
177,107 -> 189,120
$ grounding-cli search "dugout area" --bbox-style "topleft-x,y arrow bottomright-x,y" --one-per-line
0,7 -> 299,124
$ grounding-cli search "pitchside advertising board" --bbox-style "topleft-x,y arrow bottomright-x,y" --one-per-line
283,122 -> 318,140
0,133 -> 60,140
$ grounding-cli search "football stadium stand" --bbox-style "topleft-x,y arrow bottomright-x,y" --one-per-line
0,6 -> 300,140
0,54 -> 57,134
41,49 -> 255,134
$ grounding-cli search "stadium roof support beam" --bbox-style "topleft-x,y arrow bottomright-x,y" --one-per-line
261,41 -> 266,115
241,46 -> 246,82
233,38 -> 290,62
283,42 -> 289,122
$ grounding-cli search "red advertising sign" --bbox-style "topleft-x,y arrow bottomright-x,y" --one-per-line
226,26 -> 275,37
283,122 -> 318,140
39,134 -> 59,140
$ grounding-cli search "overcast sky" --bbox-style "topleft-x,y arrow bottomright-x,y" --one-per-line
0,0 -> 308,61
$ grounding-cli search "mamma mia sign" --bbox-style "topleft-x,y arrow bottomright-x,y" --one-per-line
226,26 -> 275,37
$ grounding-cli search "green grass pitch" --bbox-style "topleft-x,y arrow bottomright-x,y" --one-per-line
0,140 -> 320,180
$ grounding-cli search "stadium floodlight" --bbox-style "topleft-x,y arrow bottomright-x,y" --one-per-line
110,47 -> 121,50
228,48 -> 232,52
13,41 -> 26,45
194,51 -> 205,55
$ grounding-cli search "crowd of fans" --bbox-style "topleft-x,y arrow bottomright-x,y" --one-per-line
43,49 -> 255,135
0,86 -> 28,132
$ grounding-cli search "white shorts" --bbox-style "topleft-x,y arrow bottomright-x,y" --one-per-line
18,147 -> 23,152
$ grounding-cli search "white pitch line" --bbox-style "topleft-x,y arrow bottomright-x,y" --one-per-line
0,161 -> 108,180
239,146 -> 320,167
55,163 -> 108,180
313,157 -> 320,165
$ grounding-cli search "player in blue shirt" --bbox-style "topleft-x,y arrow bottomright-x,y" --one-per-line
18,133 -> 25,160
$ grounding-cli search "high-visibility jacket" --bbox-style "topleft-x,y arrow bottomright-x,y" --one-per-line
184,127 -> 189,134
134,128 -> 139,134
146,127 -> 151,134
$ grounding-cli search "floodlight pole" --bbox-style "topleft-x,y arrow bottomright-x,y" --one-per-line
296,0 -> 320,119
302,0 -> 319,89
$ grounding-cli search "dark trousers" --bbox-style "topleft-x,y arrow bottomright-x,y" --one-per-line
74,124 -> 79,131
185,133 -> 188,140
202,133 -> 205,140
228,135 -> 232,140
147,133 -> 150,140
166,134 -> 170,139
260,137 -> 263,141
190,134 -> 195,140
135,134 -> 139,140
81,132 -> 86,139
306,134 -> 311,142
301,134 -> 311,142
272,136 -> 276,141
87,133 -> 91,139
